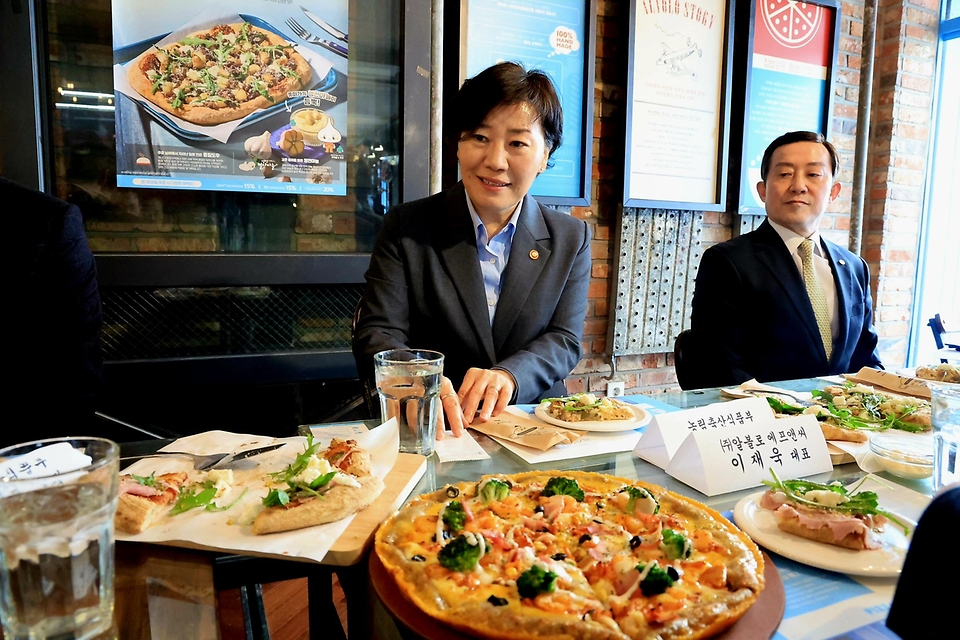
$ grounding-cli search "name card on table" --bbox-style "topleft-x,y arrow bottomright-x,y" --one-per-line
0,442 -> 92,497
634,397 -> 772,469
666,414 -> 833,496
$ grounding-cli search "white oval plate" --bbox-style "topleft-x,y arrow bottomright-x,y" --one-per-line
533,402 -> 652,432
733,491 -> 915,577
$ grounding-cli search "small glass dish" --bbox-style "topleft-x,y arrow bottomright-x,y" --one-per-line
869,435 -> 934,479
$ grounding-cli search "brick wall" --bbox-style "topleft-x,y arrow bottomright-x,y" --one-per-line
563,0 -> 939,395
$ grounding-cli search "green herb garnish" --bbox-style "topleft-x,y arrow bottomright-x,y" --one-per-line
765,397 -> 805,415
763,469 -> 910,534
169,481 -> 218,515
261,435 -> 339,505
131,472 -> 158,488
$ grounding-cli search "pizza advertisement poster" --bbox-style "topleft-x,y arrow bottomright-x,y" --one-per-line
739,0 -> 837,213
112,0 -> 349,195
116,423 -> 398,563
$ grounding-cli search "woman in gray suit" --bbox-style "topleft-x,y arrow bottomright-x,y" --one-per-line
353,62 -> 591,437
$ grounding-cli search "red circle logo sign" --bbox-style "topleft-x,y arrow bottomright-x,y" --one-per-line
761,0 -> 823,49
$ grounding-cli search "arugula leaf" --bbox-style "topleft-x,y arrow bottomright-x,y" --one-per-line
270,433 -> 323,485
131,472 -> 158,488
309,471 -> 337,490
765,397 -> 805,415
763,469 -> 910,534
180,36 -> 217,47
262,489 -> 290,508
169,482 -> 218,515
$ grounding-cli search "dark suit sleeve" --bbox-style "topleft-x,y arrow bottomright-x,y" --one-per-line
352,209 -> 414,384
847,255 -> 883,371
496,221 -> 591,403
54,205 -> 104,410
690,246 -> 752,387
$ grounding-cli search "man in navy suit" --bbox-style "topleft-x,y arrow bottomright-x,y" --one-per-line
353,63 -> 590,435
687,131 -> 882,388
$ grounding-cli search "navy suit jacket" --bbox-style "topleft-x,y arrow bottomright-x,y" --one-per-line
5,177 -> 103,446
353,183 -> 591,403
688,220 -> 882,387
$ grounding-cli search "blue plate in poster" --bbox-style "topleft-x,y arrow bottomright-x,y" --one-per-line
114,14 -> 340,142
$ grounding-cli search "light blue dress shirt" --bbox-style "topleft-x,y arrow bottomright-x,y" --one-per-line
465,195 -> 522,325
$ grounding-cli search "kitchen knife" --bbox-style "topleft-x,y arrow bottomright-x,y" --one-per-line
302,7 -> 348,42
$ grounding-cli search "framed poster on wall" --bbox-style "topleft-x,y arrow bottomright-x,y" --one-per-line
738,0 -> 840,214
112,1 -> 350,195
623,0 -> 734,210
460,0 -> 596,205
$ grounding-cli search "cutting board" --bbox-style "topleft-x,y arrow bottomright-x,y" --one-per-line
326,452 -> 427,565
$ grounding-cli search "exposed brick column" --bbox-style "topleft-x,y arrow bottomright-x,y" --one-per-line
863,0 -> 938,366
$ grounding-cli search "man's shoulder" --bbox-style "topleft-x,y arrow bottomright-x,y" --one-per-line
703,223 -> 773,257
1,177 -> 74,216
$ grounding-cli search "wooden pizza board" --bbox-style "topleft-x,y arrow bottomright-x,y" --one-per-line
326,452 -> 427,565
828,442 -> 856,465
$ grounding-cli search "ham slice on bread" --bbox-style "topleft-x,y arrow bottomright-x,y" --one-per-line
760,490 -> 888,550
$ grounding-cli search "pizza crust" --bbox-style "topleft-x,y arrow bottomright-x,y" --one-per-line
125,23 -> 312,126
252,475 -> 384,535
818,423 -> 868,443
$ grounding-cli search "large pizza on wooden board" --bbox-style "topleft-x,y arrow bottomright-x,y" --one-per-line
126,21 -> 312,126
375,471 -> 764,640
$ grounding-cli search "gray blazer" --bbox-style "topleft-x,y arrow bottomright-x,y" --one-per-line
353,183 -> 591,403
689,219 -> 882,387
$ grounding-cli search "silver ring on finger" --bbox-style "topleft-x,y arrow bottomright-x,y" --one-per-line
441,392 -> 458,401
489,387 -> 502,395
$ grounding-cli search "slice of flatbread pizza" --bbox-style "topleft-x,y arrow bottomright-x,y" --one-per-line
115,471 -> 188,534
253,434 -> 383,535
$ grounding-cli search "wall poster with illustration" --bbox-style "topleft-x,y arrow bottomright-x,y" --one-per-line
113,0 -> 349,195
623,0 -> 734,211
460,0 -> 596,205
739,0 -> 840,214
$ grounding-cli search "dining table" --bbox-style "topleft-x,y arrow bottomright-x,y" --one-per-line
41,377 -> 931,640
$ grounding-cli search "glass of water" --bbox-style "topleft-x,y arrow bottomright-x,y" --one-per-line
931,385 -> 960,493
374,349 -> 444,456
0,437 -> 120,640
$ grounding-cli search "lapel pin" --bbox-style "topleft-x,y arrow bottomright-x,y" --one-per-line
529,250 -> 539,260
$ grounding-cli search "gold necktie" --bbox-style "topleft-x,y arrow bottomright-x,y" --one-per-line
798,239 -> 833,360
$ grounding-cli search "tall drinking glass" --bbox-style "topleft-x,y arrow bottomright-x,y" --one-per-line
374,349 -> 444,456
931,385 -> 960,493
0,437 -> 120,640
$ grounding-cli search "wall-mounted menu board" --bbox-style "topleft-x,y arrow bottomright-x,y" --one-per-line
460,0 -> 596,205
623,0 -> 734,211
738,0 -> 840,214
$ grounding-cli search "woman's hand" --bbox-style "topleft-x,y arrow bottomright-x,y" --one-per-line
458,368 -> 515,424
436,376 -> 464,439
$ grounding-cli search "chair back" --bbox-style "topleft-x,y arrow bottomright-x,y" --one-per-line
674,329 -> 707,391
928,314 -> 946,349
352,300 -> 380,419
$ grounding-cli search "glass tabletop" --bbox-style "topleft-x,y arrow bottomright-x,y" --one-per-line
410,378 -> 935,515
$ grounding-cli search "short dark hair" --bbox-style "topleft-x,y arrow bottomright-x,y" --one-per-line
760,131 -> 840,182
454,61 -> 563,161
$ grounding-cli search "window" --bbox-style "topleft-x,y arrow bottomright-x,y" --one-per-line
910,6 -> 960,364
